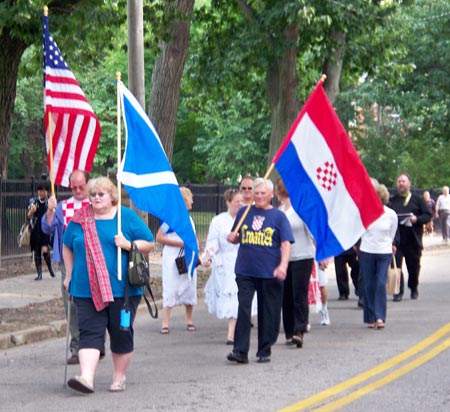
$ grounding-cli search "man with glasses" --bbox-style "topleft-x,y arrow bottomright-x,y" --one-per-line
239,175 -> 254,206
42,170 -> 90,365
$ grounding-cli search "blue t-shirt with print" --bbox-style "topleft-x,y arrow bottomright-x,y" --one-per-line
232,206 -> 294,279
63,206 -> 154,298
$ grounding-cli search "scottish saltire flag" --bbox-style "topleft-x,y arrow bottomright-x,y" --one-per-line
117,82 -> 198,276
273,82 -> 383,261
43,14 -> 101,187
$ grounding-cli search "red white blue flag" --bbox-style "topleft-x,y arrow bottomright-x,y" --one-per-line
273,82 -> 383,261
43,14 -> 101,187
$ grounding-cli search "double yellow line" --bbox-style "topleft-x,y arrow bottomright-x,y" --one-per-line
279,322 -> 450,412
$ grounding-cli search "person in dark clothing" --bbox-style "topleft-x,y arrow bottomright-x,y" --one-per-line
389,173 -> 432,301
27,181 -> 55,281
334,245 -> 360,300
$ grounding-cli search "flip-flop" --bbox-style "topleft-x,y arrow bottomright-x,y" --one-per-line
67,376 -> 94,394
376,320 -> 385,329
367,323 -> 376,329
160,327 -> 169,334
187,324 -> 197,332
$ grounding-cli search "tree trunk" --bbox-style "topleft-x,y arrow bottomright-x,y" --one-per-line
322,31 -> 346,104
0,30 -> 28,178
128,0 -> 145,108
148,0 -> 195,161
266,24 -> 300,166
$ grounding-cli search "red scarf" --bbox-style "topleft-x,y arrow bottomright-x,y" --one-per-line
71,205 -> 114,311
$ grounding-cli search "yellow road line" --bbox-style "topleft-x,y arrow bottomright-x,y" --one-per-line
279,322 -> 450,412
310,338 -> 450,412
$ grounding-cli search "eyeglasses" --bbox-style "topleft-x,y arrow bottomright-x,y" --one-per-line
90,191 -> 106,198
240,187 -> 252,191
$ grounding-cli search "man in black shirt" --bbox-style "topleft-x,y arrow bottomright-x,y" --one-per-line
389,173 -> 432,301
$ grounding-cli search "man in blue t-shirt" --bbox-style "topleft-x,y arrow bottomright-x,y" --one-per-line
227,178 -> 294,364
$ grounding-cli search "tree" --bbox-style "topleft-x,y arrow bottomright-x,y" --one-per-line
148,0 -> 195,161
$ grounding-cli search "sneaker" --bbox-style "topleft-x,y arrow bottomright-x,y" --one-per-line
320,309 -> 330,326
227,351 -> 249,364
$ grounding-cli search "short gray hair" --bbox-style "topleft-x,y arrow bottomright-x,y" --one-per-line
253,178 -> 274,193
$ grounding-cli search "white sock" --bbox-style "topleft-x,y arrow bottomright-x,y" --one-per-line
322,302 -> 328,311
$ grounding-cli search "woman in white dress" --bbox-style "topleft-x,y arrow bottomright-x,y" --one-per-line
156,187 -> 198,334
203,188 -> 256,344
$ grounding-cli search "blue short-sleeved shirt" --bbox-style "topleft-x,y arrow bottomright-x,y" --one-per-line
63,206 -> 154,298
232,206 -> 294,279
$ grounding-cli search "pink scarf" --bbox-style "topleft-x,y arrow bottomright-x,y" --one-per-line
71,205 -> 114,311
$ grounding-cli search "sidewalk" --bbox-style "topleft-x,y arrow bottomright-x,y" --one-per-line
0,237 -> 446,350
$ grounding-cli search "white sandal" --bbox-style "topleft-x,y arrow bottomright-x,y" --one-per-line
109,379 -> 126,392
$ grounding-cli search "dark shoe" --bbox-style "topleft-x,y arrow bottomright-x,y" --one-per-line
257,356 -> 271,363
67,376 -> 94,394
226,340 -> 234,345
411,290 -> 419,300
357,297 -> 364,308
34,274 -> 42,281
227,351 -> 249,364
393,293 -> 403,302
291,333 -> 303,348
338,295 -> 349,301
67,354 -> 79,365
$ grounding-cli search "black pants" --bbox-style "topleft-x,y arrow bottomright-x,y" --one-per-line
395,245 -> 422,295
234,275 -> 283,358
334,250 -> 360,297
282,259 -> 313,338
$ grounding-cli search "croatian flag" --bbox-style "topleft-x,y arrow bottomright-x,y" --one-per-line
273,82 -> 383,261
117,82 -> 198,276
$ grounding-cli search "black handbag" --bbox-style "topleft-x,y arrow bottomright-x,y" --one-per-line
175,248 -> 188,275
175,247 -> 201,275
125,242 -> 158,319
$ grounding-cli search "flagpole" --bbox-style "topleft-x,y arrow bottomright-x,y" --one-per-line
232,163 -> 275,234
116,71 -> 122,281
43,6 -> 55,197
232,74 -> 328,235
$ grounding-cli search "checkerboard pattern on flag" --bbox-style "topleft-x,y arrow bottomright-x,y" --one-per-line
43,14 -> 101,187
273,81 -> 383,261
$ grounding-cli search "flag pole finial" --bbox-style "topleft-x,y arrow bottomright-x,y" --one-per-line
44,6 -> 48,16
320,74 -> 327,83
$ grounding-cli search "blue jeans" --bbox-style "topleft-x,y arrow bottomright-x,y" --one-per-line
359,251 -> 391,323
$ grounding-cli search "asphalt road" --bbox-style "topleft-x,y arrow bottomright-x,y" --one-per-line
1,245 -> 449,412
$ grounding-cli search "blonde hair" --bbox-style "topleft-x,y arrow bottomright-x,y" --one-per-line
180,187 -> 193,208
87,177 -> 119,206
376,183 -> 390,205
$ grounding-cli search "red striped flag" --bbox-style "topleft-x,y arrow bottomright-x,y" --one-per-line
43,14 -> 101,187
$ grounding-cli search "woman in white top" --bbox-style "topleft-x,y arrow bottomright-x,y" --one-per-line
156,187 -> 198,334
275,178 -> 315,348
359,181 -> 398,329
203,189 -> 256,344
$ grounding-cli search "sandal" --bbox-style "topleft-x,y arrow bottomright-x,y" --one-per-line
367,323 -> 376,329
376,320 -> 385,329
160,327 -> 169,334
187,324 -> 197,332
67,375 -> 94,394
109,379 -> 126,392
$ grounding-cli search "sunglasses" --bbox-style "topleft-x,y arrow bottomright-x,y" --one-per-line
240,187 -> 252,191
90,191 -> 106,198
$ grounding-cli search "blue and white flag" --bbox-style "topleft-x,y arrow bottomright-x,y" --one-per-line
117,82 -> 198,276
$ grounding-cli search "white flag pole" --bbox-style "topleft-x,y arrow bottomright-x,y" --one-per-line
116,72 -> 122,281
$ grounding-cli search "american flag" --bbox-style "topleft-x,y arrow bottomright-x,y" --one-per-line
43,14 -> 101,187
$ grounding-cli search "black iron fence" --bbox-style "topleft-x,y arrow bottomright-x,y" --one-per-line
0,178 -> 233,269
0,178 -> 443,269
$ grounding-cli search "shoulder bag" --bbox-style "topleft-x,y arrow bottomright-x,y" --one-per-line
126,242 -> 158,319
386,255 -> 401,295
18,221 -> 31,248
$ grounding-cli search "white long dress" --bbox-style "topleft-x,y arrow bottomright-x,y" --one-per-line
160,220 -> 197,308
204,212 -> 257,319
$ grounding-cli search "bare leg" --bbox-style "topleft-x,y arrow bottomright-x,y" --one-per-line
78,348 -> 100,387
162,306 -> 172,329
111,352 -> 133,383
185,304 -> 193,325
227,318 -> 237,341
